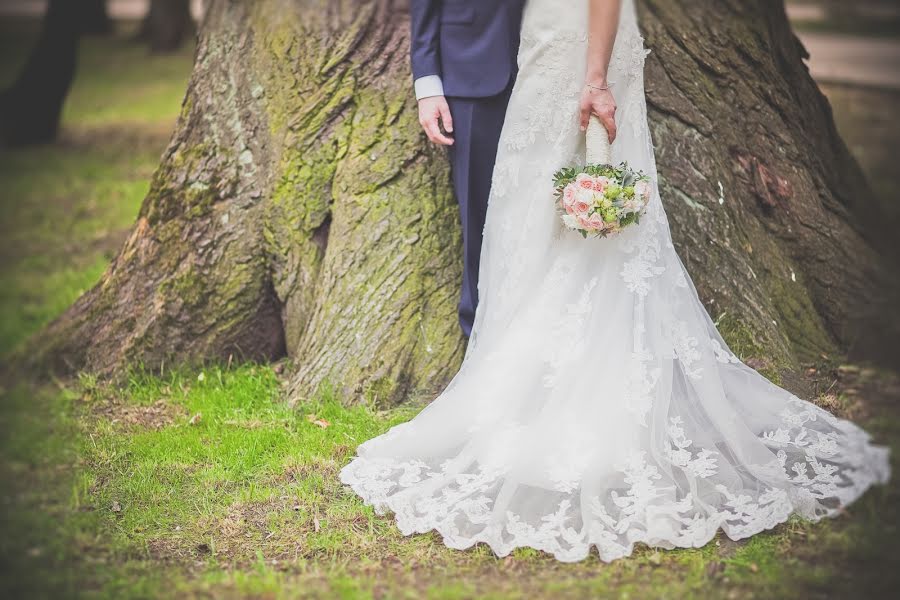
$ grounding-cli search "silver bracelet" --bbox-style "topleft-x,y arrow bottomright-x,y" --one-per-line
586,82 -> 610,91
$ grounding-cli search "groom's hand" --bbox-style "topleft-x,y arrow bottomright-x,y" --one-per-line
579,87 -> 617,144
418,96 -> 455,146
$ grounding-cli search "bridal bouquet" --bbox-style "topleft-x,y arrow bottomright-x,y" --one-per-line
553,118 -> 652,238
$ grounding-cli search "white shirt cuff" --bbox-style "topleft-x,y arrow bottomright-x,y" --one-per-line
414,75 -> 445,100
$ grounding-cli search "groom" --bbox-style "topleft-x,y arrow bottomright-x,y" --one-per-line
411,0 -> 525,337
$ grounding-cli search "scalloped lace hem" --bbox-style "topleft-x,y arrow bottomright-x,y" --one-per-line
340,444 -> 890,563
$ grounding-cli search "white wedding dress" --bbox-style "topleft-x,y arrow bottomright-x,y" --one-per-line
340,0 -> 890,562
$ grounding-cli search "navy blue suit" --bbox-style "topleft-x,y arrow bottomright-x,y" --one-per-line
411,0 -> 525,336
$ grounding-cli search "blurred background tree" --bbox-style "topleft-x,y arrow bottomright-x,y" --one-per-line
0,0 -> 196,147
82,0 -> 113,35
136,0 -> 194,53
0,0 -> 82,146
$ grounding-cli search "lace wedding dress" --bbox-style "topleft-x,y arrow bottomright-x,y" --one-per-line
340,0 -> 890,562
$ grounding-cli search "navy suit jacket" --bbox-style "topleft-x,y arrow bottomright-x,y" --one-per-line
410,0 -> 525,98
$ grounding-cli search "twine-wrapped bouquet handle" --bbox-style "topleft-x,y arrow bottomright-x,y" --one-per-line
585,115 -> 612,165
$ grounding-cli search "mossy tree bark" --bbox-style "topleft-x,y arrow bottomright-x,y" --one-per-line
20,0 -> 465,404
16,0 -> 896,403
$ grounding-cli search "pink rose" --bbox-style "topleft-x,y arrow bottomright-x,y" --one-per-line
573,201 -> 591,216
588,213 -> 605,229
575,173 -> 595,191
593,176 -> 610,193
563,184 -> 577,207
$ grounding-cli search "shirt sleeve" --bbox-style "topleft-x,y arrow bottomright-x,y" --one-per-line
414,75 -> 445,101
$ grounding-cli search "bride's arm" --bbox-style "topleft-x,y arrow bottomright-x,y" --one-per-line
580,0 -> 622,142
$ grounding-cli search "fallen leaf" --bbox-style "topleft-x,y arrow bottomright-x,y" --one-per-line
306,414 -> 330,428
313,516 -> 321,532
745,357 -> 769,371
111,501 -> 122,513
188,413 -> 202,426
749,563 -> 759,573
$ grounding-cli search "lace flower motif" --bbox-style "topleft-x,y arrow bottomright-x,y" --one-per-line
665,417 -> 719,478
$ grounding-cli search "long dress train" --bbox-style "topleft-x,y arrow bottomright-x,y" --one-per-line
339,0 -> 890,562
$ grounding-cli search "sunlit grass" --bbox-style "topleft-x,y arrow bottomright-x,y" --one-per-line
80,365 -> 418,564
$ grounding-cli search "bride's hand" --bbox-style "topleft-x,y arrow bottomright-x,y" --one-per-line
579,85 -> 617,143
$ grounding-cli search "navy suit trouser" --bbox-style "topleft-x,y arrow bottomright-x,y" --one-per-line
446,81 -> 514,337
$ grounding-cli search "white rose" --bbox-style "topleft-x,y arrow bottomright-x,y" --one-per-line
576,187 -> 595,205
635,179 -> 652,201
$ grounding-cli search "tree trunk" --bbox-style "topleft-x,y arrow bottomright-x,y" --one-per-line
0,0 -> 80,147
14,0 -> 897,403
137,0 -> 194,53
81,0 -> 112,36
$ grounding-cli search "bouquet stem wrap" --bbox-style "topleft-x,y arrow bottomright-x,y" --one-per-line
586,116 -> 611,165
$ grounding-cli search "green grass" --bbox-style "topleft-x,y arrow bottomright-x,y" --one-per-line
0,19 -> 193,357
1,15 -> 900,600
4,365 -> 898,598
77,366 -> 417,566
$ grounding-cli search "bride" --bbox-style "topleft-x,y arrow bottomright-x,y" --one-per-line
340,0 -> 890,562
